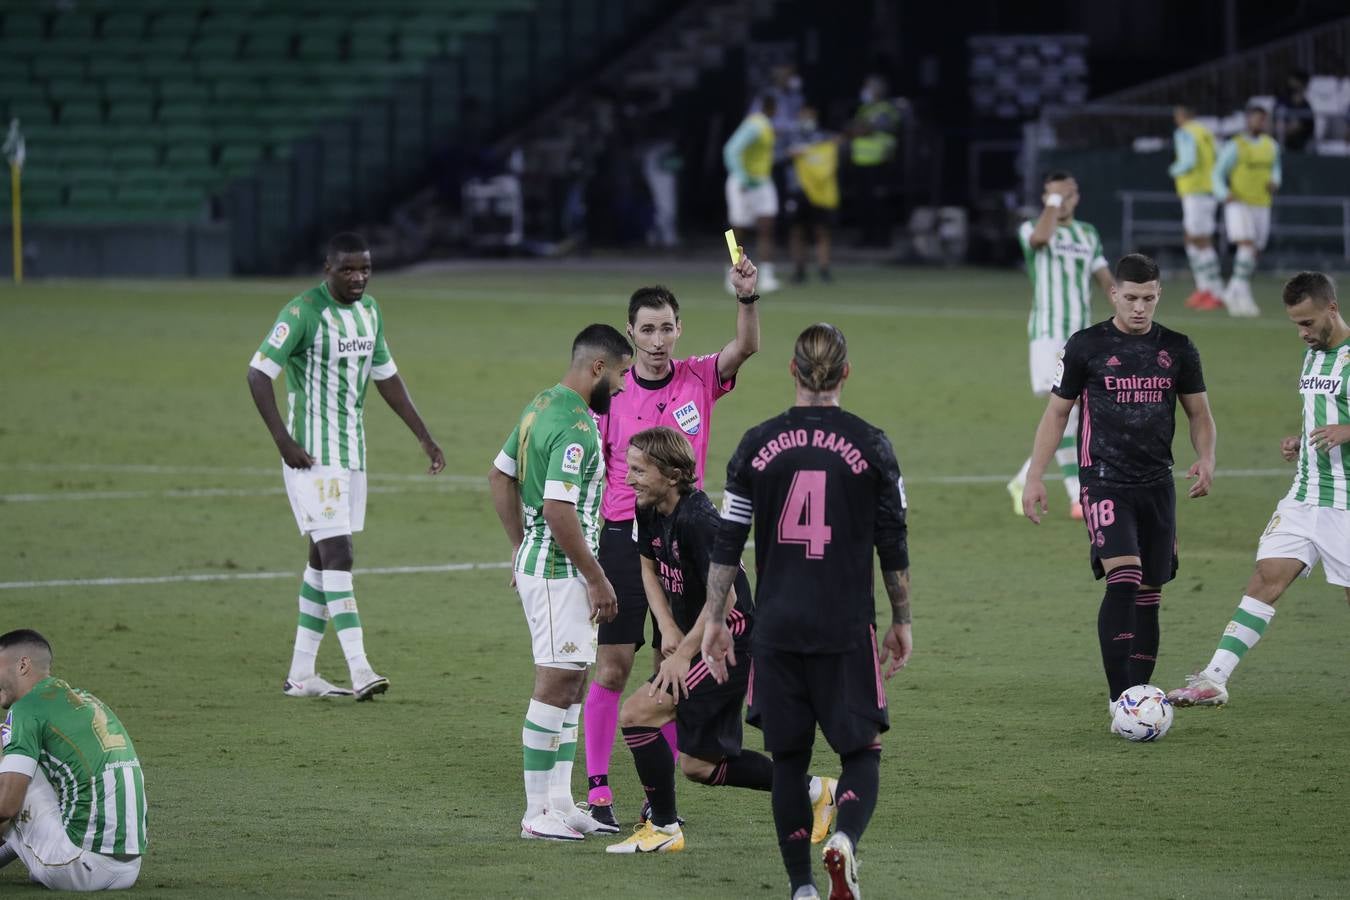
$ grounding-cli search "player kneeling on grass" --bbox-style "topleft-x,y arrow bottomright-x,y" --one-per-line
0,630 -> 145,891
607,428 -> 838,854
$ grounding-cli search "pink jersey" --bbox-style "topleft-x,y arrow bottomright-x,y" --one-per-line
597,353 -> 735,521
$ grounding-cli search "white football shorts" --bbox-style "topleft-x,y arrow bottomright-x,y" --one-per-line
1256,497 -> 1350,587
0,767 -> 141,891
725,175 -> 778,227
1180,195 -> 1217,237
1224,202 -> 1271,250
1029,337 -> 1067,395
282,463 -> 367,540
516,572 -> 598,668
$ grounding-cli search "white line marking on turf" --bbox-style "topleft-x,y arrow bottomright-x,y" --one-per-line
0,562 -> 513,591
0,465 -> 1289,504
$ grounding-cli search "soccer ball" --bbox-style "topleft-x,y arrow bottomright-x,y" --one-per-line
1112,684 -> 1174,742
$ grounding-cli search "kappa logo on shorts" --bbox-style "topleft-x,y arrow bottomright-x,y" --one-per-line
561,443 -> 585,475
1157,350 -> 1173,369
1263,513 -> 1281,536
561,642 -> 579,655
673,401 -> 701,436
267,322 -> 290,349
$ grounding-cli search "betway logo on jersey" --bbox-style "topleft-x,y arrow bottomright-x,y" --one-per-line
1299,374 -> 1344,395
335,336 -> 376,357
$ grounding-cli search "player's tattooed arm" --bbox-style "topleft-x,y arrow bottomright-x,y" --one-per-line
703,563 -> 739,621
883,569 -> 911,625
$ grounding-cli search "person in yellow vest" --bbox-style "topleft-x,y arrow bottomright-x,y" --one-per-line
786,106 -> 842,284
1213,103 -> 1282,317
723,94 -> 781,292
1169,105 -> 1224,311
849,74 -> 903,248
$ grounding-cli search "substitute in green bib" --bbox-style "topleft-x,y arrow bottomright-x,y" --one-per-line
247,232 -> 445,702
1009,170 -> 1114,521
1170,272 -> 1350,708
489,324 -> 631,843
0,630 -> 145,891
1213,104 -> 1282,317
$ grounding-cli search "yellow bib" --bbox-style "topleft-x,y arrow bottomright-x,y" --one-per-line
1231,134 -> 1277,206
792,140 -> 839,209
741,113 -> 775,180
1173,121 -> 1215,197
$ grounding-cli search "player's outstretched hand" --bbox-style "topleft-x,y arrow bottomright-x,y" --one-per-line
1186,458 -> 1214,498
729,251 -> 758,297
423,438 -> 446,475
587,575 -> 618,624
878,621 -> 912,678
1022,477 -> 1048,525
278,437 -> 316,469
701,620 -> 736,684
1310,424 -> 1350,453
650,653 -> 692,703
1280,435 -> 1300,462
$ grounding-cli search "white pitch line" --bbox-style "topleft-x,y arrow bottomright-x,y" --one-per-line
0,462 -> 479,484
0,561 -> 513,591
0,467 -> 1291,504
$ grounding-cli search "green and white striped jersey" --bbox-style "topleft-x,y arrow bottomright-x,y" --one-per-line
249,283 -> 397,470
1017,218 -> 1109,342
1288,340 -> 1350,509
494,384 -> 605,579
0,677 -> 147,856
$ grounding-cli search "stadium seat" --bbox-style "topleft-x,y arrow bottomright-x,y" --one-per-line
103,80 -> 157,105
100,14 -> 148,42
149,12 -> 201,38
194,33 -> 242,58
3,12 -> 46,41
57,99 -> 102,125
107,101 -> 156,125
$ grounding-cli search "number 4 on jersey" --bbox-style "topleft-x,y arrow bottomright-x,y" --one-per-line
778,470 -> 832,559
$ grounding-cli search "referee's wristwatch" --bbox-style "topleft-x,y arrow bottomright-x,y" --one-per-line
736,292 -> 760,305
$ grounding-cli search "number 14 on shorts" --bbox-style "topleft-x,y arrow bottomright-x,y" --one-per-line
314,478 -> 342,501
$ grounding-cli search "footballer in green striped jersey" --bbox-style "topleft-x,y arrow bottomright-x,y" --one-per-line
489,324 -> 631,842
1169,272 -> 1350,709
247,233 -> 444,703
0,630 -> 145,890
1009,170 -> 1115,521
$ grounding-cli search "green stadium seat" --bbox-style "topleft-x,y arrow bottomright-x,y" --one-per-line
57,100 -> 102,125
3,13 -> 46,41
102,80 -> 157,105
45,79 -> 102,102
199,12 -> 253,34
0,58 -> 30,82
99,13 -> 147,42
296,34 -> 343,60
55,146 -> 108,168
241,31 -> 295,59
158,124 -> 213,145
397,32 -> 442,60
165,143 -> 212,167
149,12 -> 201,37
214,79 -> 266,103
193,33 -> 241,58
49,13 -> 96,40
107,145 -> 160,167
107,101 -> 155,125
31,55 -> 87,80
218,142 -> 262,170
158,80 -> 212,103
87,56 -> 144,80
158,101 -> 212,126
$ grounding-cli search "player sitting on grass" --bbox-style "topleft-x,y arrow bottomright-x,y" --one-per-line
606,427 -> 837,854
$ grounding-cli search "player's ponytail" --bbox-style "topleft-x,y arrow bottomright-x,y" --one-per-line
629,427 -> 697,494
793,323 -> 848,393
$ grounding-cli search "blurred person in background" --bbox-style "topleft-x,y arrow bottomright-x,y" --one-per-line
1169,105 -> 1224,311
1276,69 -> 1315,153
1214,103 -> 1282,317
724,94 -> 782,292
849,74 -> 902,248
785,106 -> 842,284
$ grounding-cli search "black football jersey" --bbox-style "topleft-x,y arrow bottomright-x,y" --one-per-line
636,490 -> 753,635
711,406 -> 909,654
1052,319 -> 1206,488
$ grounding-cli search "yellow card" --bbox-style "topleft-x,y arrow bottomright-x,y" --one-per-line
724,229 -> 740,264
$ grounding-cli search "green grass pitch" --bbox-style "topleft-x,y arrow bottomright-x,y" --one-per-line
2,263 -> 1347,898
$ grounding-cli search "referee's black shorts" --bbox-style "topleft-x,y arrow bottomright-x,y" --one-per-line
597,520 -> 659,649
746,626 -> 890,755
